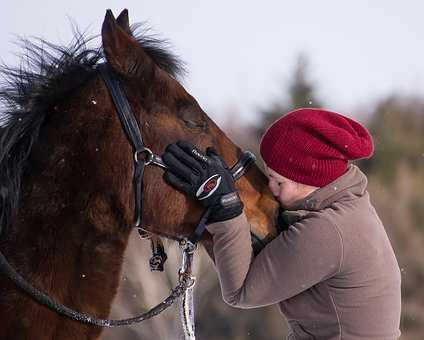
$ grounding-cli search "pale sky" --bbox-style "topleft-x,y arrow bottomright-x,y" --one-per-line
1,1 -> 423,124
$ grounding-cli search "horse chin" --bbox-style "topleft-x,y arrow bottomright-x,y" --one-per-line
251,217 -> 277,239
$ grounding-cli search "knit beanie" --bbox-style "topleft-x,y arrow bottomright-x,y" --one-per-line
259,108 -> 374,187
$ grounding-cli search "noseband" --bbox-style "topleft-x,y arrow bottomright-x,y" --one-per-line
0,62 -> 259,334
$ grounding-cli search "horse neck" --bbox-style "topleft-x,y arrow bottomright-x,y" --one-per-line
0,84 -> 134,339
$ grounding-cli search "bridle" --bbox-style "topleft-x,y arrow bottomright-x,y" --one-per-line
0,63 -> 260,337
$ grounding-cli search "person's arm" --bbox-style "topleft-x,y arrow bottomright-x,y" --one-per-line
161,141 -> 343,308
207,211 -> 343,308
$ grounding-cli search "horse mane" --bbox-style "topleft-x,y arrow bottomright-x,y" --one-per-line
0,23 -> 185,235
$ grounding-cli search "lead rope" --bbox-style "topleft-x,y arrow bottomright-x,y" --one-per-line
179,239 -> 197,340
0,238 -> 196,327
177,150 -> 256,339
179,207 -> 211,339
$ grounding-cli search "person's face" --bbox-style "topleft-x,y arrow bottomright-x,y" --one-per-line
265,165 -> 317,209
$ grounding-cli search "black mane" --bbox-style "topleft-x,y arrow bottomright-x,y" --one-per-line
0,24 -> 185,234
132,23 -> 186,78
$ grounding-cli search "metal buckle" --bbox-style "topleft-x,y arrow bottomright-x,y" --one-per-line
134,147 -> 154,165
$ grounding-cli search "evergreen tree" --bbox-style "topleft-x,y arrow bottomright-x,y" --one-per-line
360,96 -> 424,182
256,54 -> 323,138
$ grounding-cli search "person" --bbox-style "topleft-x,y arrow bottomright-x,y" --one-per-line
162,108 -> 401,340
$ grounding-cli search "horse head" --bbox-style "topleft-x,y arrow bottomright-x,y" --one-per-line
100,10 -> 279,252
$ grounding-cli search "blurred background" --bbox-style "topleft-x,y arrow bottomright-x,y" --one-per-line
1,1 -> 423,339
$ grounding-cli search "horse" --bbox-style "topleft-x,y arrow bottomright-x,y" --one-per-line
0,9 -> 279,340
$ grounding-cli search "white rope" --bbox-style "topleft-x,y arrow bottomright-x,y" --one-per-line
179,240 -> 197,340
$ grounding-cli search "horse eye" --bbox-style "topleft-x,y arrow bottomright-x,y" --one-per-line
178,103 -> 208,132
184,119 -> 199,129
183,118 -> 208,132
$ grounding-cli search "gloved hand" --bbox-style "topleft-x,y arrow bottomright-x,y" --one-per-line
162,140 -> 243,223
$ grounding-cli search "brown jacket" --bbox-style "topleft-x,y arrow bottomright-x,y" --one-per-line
206,165 -> 401,339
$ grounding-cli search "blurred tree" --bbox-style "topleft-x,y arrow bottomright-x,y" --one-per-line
361,96 -> 424,182
359,95 -> 424,339
255,54 -> 323,139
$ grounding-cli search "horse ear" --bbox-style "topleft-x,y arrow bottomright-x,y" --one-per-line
116,9 -> 131,35
102,9 -> 154,79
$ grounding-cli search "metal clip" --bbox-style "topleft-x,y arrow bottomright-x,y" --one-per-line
180,273 -> 196,289
180,239 -> 197,254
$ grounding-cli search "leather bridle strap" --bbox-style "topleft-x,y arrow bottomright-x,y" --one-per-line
98,63 -> 146,227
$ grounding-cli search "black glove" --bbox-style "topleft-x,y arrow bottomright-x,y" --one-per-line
162,140 -> 243,223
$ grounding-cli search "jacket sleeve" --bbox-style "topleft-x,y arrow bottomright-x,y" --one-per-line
206,211 -> 344,308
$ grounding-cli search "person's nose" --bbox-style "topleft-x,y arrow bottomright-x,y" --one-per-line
268,181 -> 277,196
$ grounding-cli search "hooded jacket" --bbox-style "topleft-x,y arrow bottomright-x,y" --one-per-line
206,165 -> 401,340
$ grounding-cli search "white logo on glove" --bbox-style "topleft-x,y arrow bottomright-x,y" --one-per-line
196,174 -> 222,200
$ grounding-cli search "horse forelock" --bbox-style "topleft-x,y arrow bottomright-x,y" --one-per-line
130,23 -> 187,79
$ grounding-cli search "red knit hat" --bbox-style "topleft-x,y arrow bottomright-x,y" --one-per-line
259,108 -> 374,187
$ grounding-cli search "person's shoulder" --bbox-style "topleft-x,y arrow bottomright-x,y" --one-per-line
282,210 -> 344,271
290,210 -> 342,240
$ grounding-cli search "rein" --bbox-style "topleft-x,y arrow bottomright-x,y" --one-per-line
0,240 -> 196,327
0,63 -> 258,337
